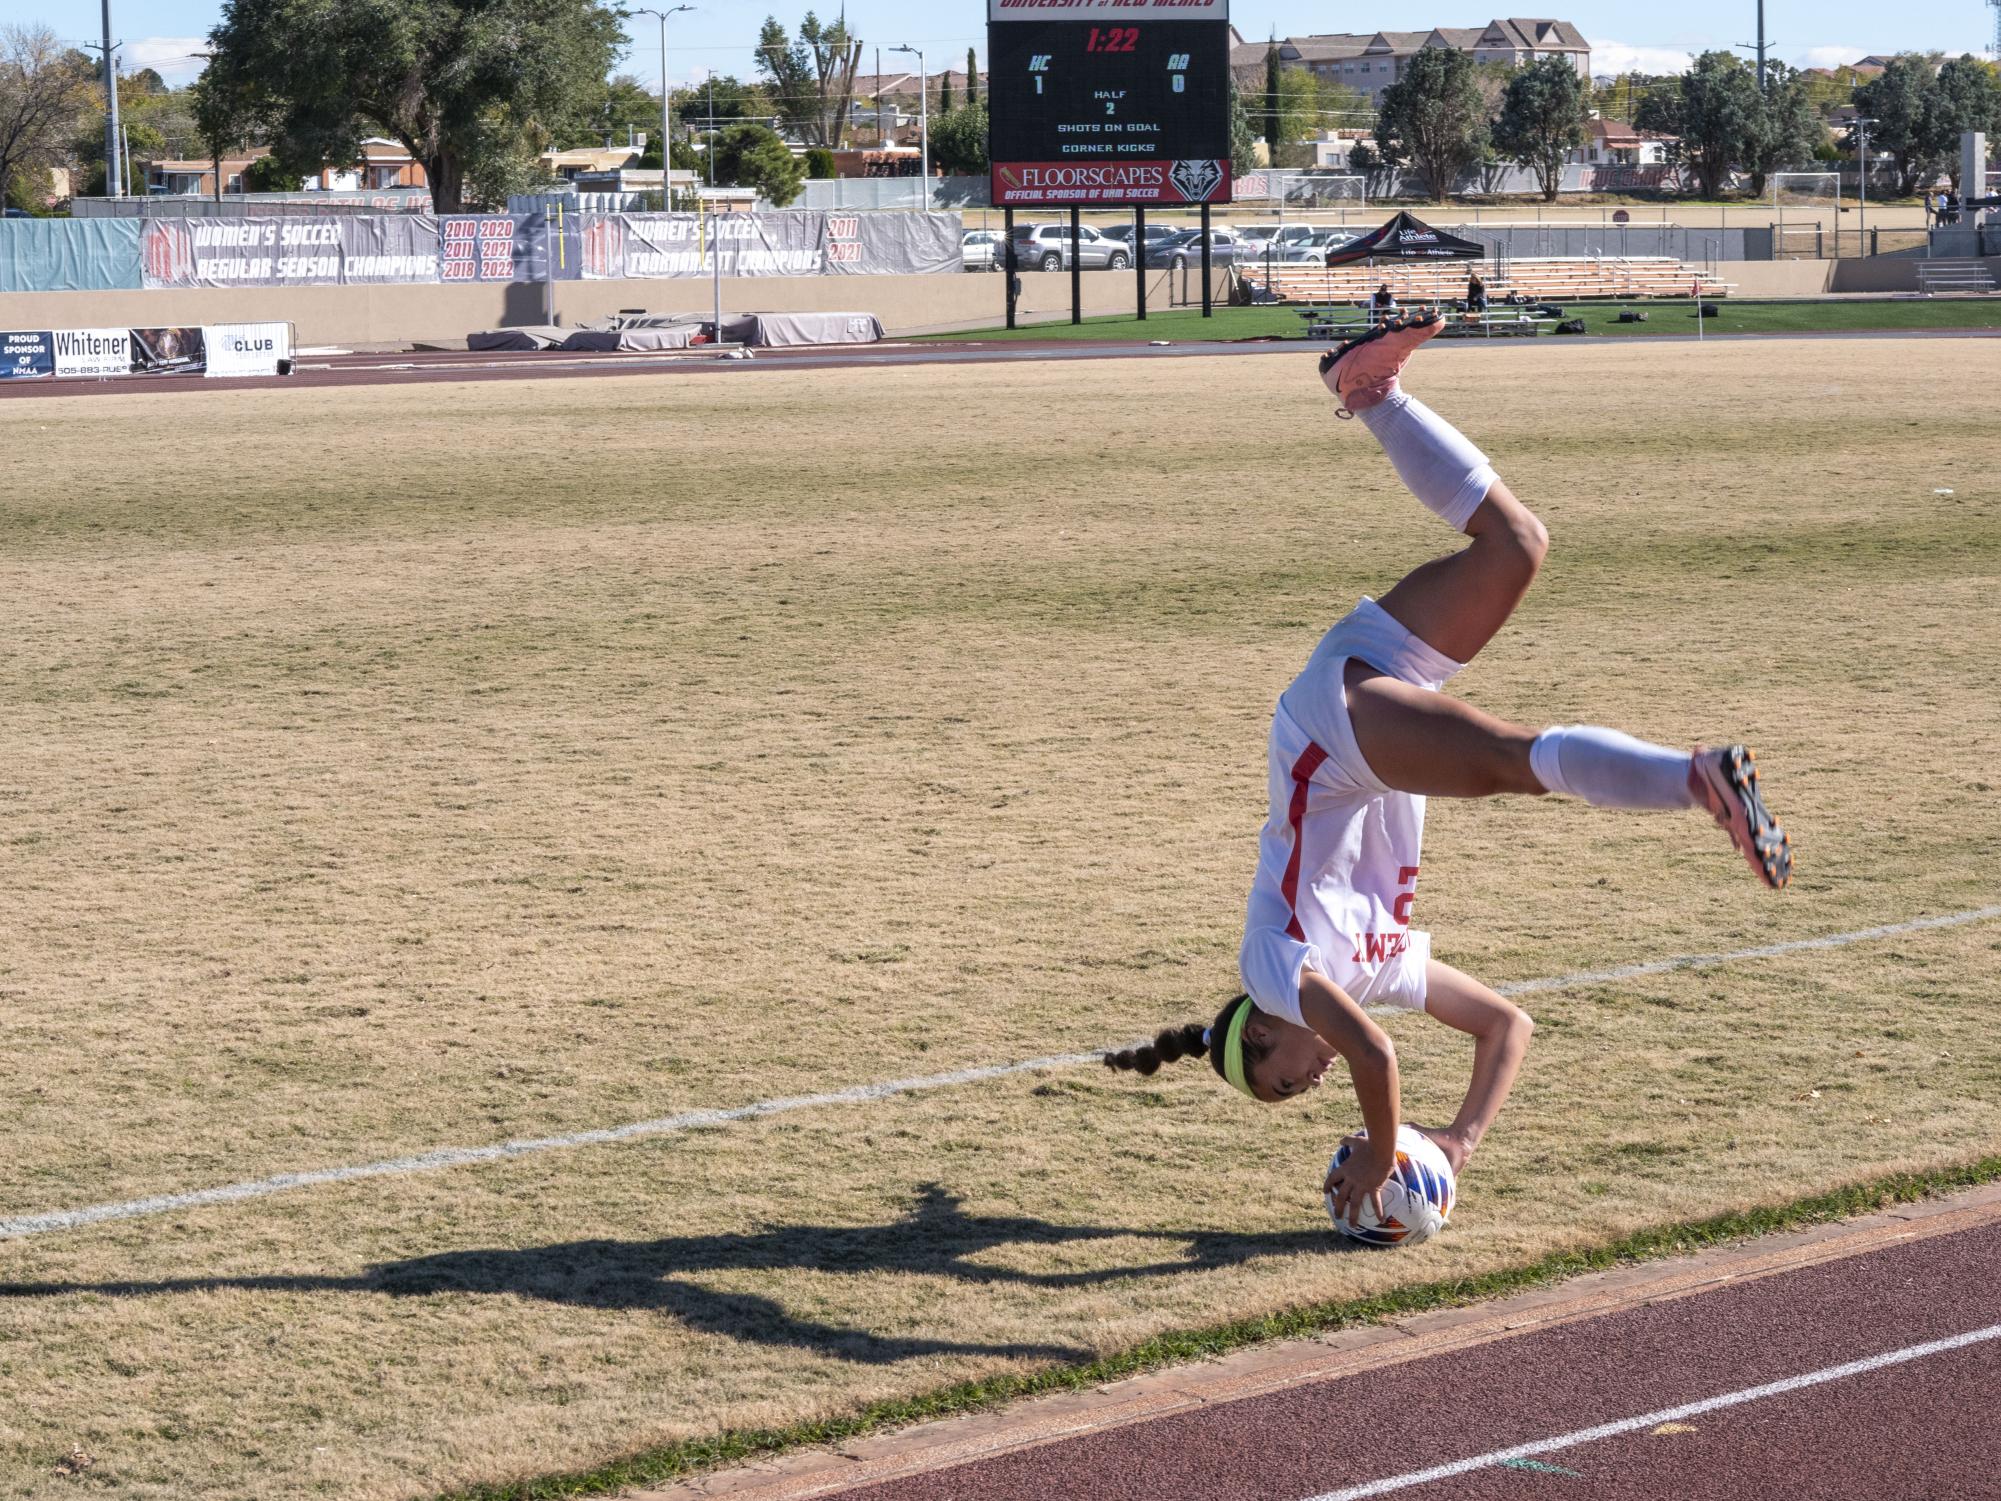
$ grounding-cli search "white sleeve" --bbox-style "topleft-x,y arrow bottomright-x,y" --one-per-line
1237,926 -> 1317,1028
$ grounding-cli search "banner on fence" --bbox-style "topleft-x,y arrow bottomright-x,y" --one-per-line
0,323 -> 291,379
140,216 -> 441,287
578,210 -> 959,279
0,217 -> 143,293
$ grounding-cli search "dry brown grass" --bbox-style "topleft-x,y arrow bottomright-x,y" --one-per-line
0,340 -> 1997,1500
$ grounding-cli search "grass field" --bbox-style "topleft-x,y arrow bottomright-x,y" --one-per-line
930,299 -> 2001,343
2,339 -> 1998,1500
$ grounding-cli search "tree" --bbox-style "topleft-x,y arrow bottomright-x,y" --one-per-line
966,47 -> 978,106
938,72 -> 952,114
1928,55 -> 2001,188
756,13 -> 861,149
1260,38 -> 1282,164
929,99 -> 987,175
1634,50 -> 1760,199
1228,79 -> 1256,175
709,120 -> 804,203
202,0 -> 624,211
0,26 -> 93,207
803,144 -> 835,177
1491,55 -> 1589,201
1374,44 -> 1488,202
1850,55 -> 1946,197
670,75 -> 772,136
1740,63 -> 1826,197
551,73 -> 661,152
242,154 -> 303,191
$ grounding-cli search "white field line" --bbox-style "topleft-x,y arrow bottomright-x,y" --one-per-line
1307,1321 -> 2001,1500
2,905 -> 1996,1241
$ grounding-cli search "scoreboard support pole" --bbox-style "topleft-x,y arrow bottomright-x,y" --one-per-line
1134,207 -> 1147,321
1004,208 -> 1017,331
1069,205 -> 1083,326
1200,202 -> 1214,318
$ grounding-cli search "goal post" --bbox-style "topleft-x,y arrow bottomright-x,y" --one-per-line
1772,172 -> 1842,258
1274,170 -> 1367,211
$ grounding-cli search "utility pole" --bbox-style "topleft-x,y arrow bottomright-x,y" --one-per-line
1755,0 -> 1766,88
98,0 -> 123,196
1855,116 -> 1877,255
890,45 -> 928,210
636,7 -> 693,209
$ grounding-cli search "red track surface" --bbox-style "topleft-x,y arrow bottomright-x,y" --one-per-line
825,1219 -> 2001,1501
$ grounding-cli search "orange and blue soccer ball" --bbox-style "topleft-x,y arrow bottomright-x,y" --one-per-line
1326,1124 -> 1457,1246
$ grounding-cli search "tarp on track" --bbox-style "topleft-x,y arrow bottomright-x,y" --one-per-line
1320,211 -> 1486,266
468,326 -> 566,351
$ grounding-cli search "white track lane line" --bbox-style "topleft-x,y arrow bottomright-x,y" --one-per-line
1307,1321 -> 2001,1500
2,905 -> 1996,1240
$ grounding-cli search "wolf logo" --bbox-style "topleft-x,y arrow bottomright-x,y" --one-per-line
1168,158 -> 1224,202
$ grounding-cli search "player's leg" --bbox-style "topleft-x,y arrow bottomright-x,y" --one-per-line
1340,668 -> 1792,888
1320,315 -> 1547,664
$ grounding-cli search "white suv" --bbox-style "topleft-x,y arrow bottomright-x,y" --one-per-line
1007,223 -> 1132,271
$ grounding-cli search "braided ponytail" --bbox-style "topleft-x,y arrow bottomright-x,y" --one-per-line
1103,1022 -> 1209,1077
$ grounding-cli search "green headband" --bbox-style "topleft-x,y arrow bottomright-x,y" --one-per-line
1218,997 -> 1255,1101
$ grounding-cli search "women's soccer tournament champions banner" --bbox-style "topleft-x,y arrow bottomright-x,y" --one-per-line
986,0 -> 1232,206
131,211 -> 959,288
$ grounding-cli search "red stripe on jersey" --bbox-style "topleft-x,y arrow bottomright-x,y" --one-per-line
1282,742 -> 1330,941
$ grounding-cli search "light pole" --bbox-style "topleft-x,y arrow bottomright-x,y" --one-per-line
889,44 -> 928,209
1855,115 -> 1878,257
635,6 -> 693,207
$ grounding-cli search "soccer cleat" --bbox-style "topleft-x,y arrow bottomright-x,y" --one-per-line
1689,744 -> 1792,889
1319,312 -> 1445,417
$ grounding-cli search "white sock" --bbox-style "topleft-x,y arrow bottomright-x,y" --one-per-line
1355,389 -> 1500,533
1528,726 -> 1697,811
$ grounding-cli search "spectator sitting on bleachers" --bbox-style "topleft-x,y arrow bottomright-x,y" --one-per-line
1371,282 -> 1398,324
1466,271 -> 1488,314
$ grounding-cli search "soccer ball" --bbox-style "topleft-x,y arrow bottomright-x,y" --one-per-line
1325,1124 -> 1456,1246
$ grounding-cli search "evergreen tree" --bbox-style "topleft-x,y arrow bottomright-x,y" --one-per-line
1634,50 -> 1761,199
1491,54 -> 1589,201
1374,45 -> 1489,202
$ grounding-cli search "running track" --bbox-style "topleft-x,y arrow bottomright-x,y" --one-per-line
5,327 -> 2001,400
658,1195 -> 2001,1501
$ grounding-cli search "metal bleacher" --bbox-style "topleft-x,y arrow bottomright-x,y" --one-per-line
1249,255 -> 1731,308
1916,259 -> 1999,296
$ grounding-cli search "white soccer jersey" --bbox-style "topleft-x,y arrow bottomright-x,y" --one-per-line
1238,598 -> 1464,1025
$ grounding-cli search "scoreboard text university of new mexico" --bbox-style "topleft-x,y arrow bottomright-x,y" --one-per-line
988,0 -> 1231,206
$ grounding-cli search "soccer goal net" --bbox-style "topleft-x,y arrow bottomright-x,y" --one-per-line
1772,172 -> 1842,258
1271,171 -> 1367,210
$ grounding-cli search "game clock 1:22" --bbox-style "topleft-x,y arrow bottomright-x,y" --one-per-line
987,17 -> 1231,204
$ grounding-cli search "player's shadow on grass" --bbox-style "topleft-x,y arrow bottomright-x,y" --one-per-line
1,1185 -> 1337,1365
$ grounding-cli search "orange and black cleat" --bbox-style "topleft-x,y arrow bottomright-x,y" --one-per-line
1689,744 -> 1792,889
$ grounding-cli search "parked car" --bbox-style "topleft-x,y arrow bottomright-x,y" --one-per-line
1,207 -> 29,218
1145,229 -> 1243,269
1008,222 -> 1132,271
961,228 -> 1003,272
1100,222 -> 1180,250
1279,228 -> 1360,263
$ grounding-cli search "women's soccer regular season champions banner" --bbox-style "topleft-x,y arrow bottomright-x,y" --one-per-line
134,211 -> 960,288
0,323 -> 292,380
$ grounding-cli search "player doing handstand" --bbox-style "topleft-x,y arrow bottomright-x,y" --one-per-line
1105,314 -> 1791,1226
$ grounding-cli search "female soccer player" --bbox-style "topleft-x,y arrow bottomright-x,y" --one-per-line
1105,313 -> 1790,1226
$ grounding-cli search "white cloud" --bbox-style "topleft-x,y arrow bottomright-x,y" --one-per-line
1793,45 -> 1868,70
1589,40 -> 1698,77
124,37 -> 210,85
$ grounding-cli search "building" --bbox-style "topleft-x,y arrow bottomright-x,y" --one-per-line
1240,19 -> 1590,104
140,138 -> 428,198
1573,116 -> 1672,167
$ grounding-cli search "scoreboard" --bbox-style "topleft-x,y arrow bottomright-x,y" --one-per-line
987,0 -> 1231,207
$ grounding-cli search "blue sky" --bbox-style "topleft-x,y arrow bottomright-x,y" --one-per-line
50,1 -> 2001,92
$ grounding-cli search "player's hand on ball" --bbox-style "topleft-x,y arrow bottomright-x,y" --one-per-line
1323,1134 -> 1394,1226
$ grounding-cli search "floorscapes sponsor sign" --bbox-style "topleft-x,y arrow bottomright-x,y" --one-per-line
0,323 -> 291,380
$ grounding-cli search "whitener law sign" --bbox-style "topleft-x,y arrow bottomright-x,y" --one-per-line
0,322 -> 292,380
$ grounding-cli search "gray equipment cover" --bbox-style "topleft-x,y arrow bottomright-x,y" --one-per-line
745,311 -> 884,346
468,326 -> 566,350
